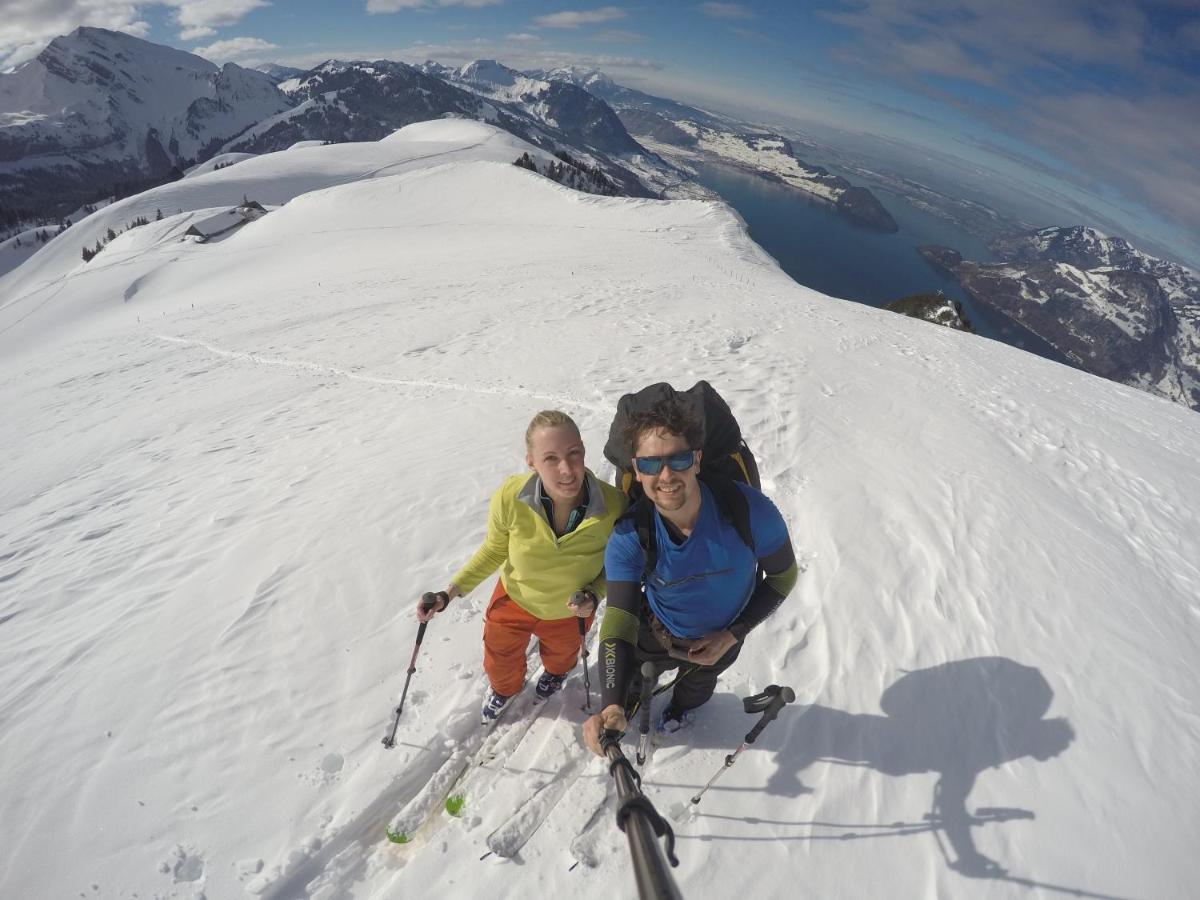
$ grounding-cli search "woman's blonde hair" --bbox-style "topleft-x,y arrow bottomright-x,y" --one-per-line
525,410 -> 581,451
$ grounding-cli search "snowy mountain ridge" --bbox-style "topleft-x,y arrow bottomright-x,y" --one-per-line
435,58 -> 649,160
2,119 -> 1199,900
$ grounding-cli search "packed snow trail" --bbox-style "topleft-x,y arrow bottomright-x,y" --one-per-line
3,121 -> 1200,899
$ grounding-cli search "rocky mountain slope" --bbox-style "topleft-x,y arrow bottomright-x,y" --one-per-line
921,226 -> 1200,409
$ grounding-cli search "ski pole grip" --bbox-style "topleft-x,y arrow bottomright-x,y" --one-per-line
420,591 -> 444,613
600,728 -> 624,754
745,686 -> 795,744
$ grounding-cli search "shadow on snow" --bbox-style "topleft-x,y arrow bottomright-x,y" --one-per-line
652,657 -> 1127,899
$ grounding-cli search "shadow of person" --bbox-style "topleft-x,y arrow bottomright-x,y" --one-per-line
760,657 -> 1076,881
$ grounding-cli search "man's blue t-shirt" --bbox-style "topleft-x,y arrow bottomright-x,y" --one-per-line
604,481 -> 789,639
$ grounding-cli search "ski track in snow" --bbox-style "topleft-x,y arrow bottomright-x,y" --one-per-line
151,332 -> 609,412
3,120 -> 1199,900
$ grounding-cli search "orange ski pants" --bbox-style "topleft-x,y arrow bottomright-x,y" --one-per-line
482,580 -> 594,697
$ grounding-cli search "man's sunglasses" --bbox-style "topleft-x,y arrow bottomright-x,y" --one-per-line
634,450 -> 697,476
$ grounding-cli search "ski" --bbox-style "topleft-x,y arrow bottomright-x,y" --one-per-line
385,689 -> 539,844
441,691 -> 555,822
442,674 -> 596,833
482,745 -> 594,859
565,770 -> 613,870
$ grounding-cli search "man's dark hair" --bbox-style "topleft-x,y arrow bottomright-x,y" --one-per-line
622,395 -> 704,458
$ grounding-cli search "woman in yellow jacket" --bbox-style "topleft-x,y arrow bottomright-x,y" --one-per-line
416,410 -> 626,722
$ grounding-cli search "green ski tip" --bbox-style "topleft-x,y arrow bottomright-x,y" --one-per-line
385,828 -> 411,844
445,794 -> 465,816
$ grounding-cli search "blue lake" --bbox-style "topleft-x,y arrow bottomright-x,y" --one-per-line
693,162 -> 1073,366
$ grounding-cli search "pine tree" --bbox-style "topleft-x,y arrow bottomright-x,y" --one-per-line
156,208 -> 163,221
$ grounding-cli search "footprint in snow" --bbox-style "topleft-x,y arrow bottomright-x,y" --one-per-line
170,848 -> 204,883
320,752 -> 344,775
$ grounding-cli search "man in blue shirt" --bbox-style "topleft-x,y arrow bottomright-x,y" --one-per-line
582,394 -> 799,754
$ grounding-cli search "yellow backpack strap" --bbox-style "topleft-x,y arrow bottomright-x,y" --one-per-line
731,451 -> 751,483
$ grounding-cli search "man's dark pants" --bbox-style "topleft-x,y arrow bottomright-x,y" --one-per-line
624,615 -> 743,714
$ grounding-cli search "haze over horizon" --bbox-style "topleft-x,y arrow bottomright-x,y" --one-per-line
1,0 -> 1197,270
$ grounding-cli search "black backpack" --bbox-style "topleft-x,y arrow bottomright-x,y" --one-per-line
603,381 -> 761,579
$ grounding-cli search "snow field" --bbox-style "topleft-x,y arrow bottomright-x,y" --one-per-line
2,121 -> 1199,899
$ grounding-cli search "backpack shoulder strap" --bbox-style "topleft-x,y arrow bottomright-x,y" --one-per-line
701,475 -> 755,555
632,497 -> 658,580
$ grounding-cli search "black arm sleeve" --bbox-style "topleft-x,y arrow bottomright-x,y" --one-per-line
727,539 -> 798,642
597,579 -> 643,713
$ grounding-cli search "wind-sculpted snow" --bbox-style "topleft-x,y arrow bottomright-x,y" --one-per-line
2,119 -> 1199,900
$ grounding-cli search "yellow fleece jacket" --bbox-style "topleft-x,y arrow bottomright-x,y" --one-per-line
451,470 -> 627,621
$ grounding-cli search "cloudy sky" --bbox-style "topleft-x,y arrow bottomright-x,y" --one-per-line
2,0 -> 1197,266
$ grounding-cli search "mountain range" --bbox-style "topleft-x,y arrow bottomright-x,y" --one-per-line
921,226 -> 1199,410
0,29 -> 897,227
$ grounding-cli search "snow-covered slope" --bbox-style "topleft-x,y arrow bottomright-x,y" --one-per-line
0,119 -> 563,337
2,120 -> 1198,900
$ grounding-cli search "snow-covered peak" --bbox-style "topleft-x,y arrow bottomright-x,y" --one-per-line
995,225 -> 1195,291
541,65 -> 615,91
440,60 -> 555,108
0,120 -> 561,324
1010,225 -> 1142,270
414,60 -> 455,79
0,28 -> 291,221
456,58 -> 522,87
1,26 -> 216,121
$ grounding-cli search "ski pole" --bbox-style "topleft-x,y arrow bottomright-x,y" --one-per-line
627,665 -> 698,720
570,590 -> 594,712
381,591 -> 446,749
690,684 -> 795,805
636,661 -> 656,766
600,729 -> 683,900
578,617 -> 592,711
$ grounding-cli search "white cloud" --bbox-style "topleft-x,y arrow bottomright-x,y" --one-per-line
381,37 -> 661,75
191,35 -> 278,63
0,1 -> 268,69
533,6 -> 626,29
367,0 -> 503,11
0,3 -> 148,68
165,0 -> 270,31
590,29 -> 643,43
505,33 -> 541,42
179,25 -> 218,40
698,2 -> 755,19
